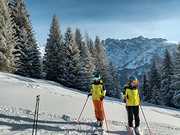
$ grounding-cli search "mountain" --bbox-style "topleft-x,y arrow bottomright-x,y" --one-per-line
0,72 -> 180,134
104,36 -> 177,77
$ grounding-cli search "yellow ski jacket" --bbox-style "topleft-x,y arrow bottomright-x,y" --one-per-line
90,81 -> 106,101
124,87 -> 140,106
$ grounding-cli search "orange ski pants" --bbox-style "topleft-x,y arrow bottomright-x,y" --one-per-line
93,100 -> 105,121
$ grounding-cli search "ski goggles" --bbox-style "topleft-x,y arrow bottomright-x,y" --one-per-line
93,76 -> 101,81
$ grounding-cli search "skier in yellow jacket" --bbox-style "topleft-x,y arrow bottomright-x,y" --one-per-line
123,76 -> 141,134
88,73 -> 106,127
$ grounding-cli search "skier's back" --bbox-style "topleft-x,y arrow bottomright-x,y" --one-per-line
88,72 -> 106,127
123,76 -> 141,134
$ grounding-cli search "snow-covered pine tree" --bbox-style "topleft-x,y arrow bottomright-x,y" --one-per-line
8,0 -> 28,70
0,0 -> 15,72
75,29 -> 83,49
85,33 -> 95,56
149,58 -> 161,104
74,29 -> 95,91
8,0 -> 41,78
109,62 -> 121,98
171,44 -> 180,105
44,15 -> 63,81
85,33 -> 96,66
160,49 -> 174,106
94,36 -> 113,96
94,36 -> 106,72
26,28 -> 41,78
14,28 -> 29,76
141,74 -> 150,101
152,84 -> 161,105
63,27 -> 81,89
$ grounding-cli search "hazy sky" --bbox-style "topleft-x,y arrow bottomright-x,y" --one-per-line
26,0 -> 180,45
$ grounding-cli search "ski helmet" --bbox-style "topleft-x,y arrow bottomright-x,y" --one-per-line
128,75 -> 139,87
128,76 -> 137,82
93,72 -> 101,81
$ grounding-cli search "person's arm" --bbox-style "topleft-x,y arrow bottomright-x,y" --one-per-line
100,84 -> 106,100
123,86 -> 127,103
102,85 -> 106,96
138,89 -> 142,105
88,84 -> 93,97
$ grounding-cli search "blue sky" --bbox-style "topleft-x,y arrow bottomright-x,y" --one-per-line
26,0 -> 180,46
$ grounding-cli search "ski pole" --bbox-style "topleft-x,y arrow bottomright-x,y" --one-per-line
77,96 -> 89,122
103,104 -> 110,135
32,95 -> 40,135
35,95 -> 40,135
140,105 -> 152,135
32,98 -> 38,135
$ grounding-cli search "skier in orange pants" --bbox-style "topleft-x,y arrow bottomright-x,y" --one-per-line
88,72 -> 106,127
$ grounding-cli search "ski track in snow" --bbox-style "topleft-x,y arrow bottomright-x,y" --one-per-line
0,72 -> 180,135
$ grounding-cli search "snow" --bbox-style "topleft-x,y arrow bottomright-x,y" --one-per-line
0,72 -> 180,134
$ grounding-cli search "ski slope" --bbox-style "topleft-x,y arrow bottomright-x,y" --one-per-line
0,72 -> 180,135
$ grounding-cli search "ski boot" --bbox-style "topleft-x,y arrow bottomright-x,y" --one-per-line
127,126 -> 136,135
135,127 -> 143,135
93,121 -> 104,135
95,121 -> 100,127
99,121 -> 103,127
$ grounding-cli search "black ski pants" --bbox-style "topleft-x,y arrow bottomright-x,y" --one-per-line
126,106 -> 140,128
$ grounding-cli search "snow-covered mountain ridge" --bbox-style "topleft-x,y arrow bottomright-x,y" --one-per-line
104,36 -> 177,73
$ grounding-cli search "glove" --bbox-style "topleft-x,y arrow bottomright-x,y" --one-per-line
88,93 -> 92,97
100,96 -> 104,101
123,98 -> 126,103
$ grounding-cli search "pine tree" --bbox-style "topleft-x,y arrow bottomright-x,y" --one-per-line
160,49 -> 174,106
109,62 -> 121,98
149,59 -> 161,104
85,33 -> 96,66
94,37 -> 113,96
80,42 -> 95,91
63,27 -> 81,89
8,0 -> 41,78
8,0 -> 28,71
14,29 -> 29,76
44,15 -> 63,81
0,0 -> 15,72
141,74 -> 150,101
85,33 -> 94,56
74,30 -> 94,91
152,84 -> 161,105
75,29 -> 83,49
26,29 -> 41,78
171,44 -> 180,104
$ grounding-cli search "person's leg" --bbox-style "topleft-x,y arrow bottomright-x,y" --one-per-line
99,101 -> 105,127
93,100 -> 100,121
127,106 -> 133,127
133,106 -> 140,128
99,100 -> 105,120
93,100 -> 104,122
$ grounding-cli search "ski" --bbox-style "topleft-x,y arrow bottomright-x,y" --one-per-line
92,122 -> 104,135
